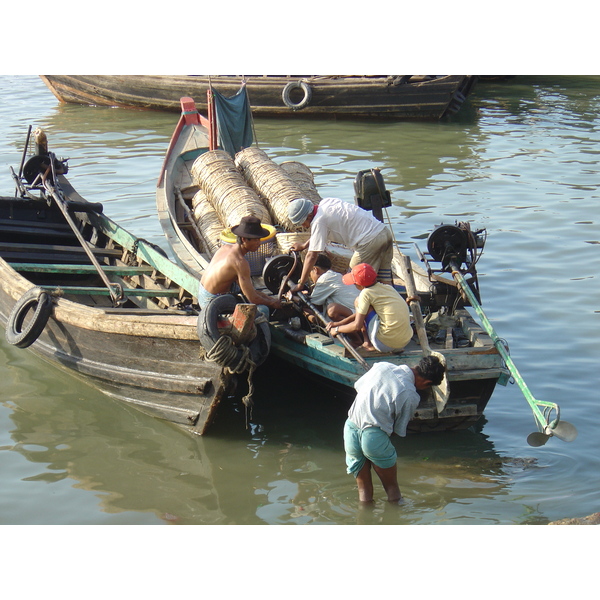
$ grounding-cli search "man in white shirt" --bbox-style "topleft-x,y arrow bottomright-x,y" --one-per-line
305,253 -> 362,346
287,197 -> 394,293
344,356 -> 446,503
308,253 -> 359,320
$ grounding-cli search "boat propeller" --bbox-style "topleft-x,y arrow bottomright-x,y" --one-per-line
527,405 -> 578,446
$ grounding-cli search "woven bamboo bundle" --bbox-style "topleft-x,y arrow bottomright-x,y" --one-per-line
235,147 -> 315,232
191,150 -> 271,228
276,232 -> 310,254
191,189 -> 224,257
276,234 -> 352,275
279,161 -> 322,205
326,243 -> 353,274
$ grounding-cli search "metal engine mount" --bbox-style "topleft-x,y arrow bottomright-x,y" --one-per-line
426,222 -> 486,272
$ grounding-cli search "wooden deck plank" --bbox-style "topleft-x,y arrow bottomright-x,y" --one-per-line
39,285 -> 181,298
9,263 -> 155,276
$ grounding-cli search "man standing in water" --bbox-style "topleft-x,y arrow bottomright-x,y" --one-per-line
198,215 -> 281,315
344,355 -> 446,503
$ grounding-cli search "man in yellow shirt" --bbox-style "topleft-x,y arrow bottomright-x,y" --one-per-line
325,263 -> 412,352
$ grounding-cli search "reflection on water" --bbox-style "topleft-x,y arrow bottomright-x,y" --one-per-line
0,342 -> 550,525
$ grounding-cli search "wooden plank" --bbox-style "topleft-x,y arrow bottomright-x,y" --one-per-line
39,285 -> 181,297
0,241 -> 122,257
8,263 -> 155,275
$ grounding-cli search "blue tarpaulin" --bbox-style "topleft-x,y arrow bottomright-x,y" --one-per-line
213,85 -> 254,157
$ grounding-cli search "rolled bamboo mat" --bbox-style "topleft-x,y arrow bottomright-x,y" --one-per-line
191,150 -> 272,228
276,234 -> 352,275
276,232 -> 310,254
279,161 -> 322,205
191,189 -> 224,257
235,147 -> 315,232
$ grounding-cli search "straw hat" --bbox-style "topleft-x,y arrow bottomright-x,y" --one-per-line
231,215 -> 270,239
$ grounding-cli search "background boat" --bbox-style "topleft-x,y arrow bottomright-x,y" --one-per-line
40,75 -> 478,120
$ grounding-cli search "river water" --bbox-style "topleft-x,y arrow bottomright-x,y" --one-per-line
0,77 -> 599,538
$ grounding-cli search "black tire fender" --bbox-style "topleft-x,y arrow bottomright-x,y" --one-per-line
282,81 -> 312,110
249,319 -> 271,367
5,287 -> 53,349
197,294 -> 240,350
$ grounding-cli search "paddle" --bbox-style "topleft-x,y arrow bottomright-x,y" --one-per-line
398,254 -> 450,413
447,258 -> 577,446
42,153 -> 124,306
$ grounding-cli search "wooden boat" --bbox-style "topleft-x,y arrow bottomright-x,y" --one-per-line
40,75 -> 478,120
157,97 -> 511,434
0,127 -> 268,436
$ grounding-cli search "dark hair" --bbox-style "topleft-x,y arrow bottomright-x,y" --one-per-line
314,253 -> 332,271
415,354 -> 446,386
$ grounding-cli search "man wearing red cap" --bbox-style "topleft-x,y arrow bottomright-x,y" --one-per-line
325,262 -> 412,352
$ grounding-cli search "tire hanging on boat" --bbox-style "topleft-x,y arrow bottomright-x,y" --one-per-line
282,81 -> 312,110
5,287 -> 53,349
197,294 -> 270,370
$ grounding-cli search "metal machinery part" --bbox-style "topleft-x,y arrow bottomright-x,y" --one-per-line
262,254 -> 302,295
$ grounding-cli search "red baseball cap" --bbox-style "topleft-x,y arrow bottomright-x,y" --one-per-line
342,263 -> 377,287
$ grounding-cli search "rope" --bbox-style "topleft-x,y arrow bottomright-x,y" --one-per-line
205,334 -> 258,425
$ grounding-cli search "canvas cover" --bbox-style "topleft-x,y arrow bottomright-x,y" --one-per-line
213,85 -> 254,157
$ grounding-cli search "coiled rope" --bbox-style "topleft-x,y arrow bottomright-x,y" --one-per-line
205,334 -> 257,427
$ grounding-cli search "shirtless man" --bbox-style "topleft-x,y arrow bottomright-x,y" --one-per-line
198,215 -> 281,314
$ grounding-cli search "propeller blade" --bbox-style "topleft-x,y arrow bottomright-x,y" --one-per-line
550,420 -> 578,443
527,432 -> 550,447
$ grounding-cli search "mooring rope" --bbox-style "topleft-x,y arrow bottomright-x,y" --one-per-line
205,334 -> 258,426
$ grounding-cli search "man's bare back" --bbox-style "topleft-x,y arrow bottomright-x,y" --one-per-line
202,243 -> 249,295
201,236 -> 280,310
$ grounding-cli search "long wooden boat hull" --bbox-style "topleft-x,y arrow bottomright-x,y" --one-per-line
0,171 -> 235,435
156,98 -> 509,434
40,75 -> 477,120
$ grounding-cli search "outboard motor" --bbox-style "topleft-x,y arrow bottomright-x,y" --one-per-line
354,168 -> 391,222
414,221 -> 487,309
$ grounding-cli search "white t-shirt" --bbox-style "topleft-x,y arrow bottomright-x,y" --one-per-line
349,363 -> 420,437
307,197 -> 386,253
310,270 -> 359,311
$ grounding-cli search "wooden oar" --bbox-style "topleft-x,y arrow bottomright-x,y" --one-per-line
43,154 -> 124,306
447,258 -> 577,445
398,254 -> 449,412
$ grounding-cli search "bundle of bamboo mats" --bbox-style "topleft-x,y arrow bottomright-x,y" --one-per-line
189,146 -> 352,274
190,147 -> 320,250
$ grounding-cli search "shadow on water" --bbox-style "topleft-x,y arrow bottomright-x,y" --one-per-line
1,341 -> 549,525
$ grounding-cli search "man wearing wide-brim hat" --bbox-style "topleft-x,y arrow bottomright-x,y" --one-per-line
198,215 -> 281,313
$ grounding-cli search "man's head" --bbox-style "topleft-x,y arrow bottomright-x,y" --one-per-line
310,253 -> 332,283
342,263 -> 377,288
288,198 -> 314,227
414,354 -> 446,389
231,215 -> 270,240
